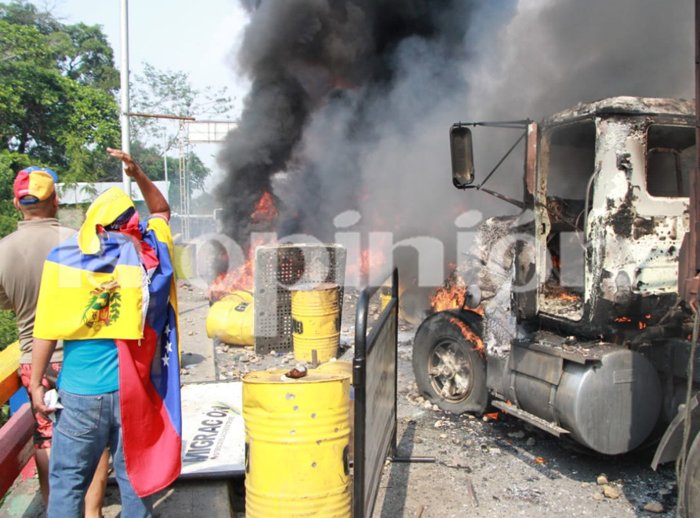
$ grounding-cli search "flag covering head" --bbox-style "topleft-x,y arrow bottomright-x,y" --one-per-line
34,214 -> 181,496
78,187 -> 135,255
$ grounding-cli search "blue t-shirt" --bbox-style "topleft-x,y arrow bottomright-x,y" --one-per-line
57,339 -> 119,395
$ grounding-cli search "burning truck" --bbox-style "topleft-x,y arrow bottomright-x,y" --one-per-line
412,96 -> 699,515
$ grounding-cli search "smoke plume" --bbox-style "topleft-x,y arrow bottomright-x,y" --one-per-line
217,0 -> 694,290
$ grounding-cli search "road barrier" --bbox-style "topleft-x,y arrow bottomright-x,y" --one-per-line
0,342 -> 34,499
352,269 -> 433,518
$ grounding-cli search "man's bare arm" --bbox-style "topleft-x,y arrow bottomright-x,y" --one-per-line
107,148 -> 171,221
30,338 -> 57,416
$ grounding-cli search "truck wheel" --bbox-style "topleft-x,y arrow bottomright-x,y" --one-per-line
682,432 -> 700,518
412,312 -> 487,414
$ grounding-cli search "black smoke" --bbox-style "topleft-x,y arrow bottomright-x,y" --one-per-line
216,0 -> 694,295
216,0 -> 486,244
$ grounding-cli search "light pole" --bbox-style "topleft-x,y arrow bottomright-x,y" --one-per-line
120,0 -> 131,195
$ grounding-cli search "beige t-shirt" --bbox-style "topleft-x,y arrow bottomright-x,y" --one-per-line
0,218 -> 75,364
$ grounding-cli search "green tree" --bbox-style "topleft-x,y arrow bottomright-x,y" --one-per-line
129,64 -> 235,212
0,2 -> 122,349
0,150 -> 27,350
131,64 -> 234,148
0,2 -> 120,181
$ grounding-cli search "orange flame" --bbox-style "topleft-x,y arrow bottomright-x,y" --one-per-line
208,261 -> 254,301
557,292 -> 579,302
431,266 -> 468,312
250,191 -> 278,224
432,285 -> 466,312
614,316 -> 632,323
449,317 -> 485,355
207,235 -> 269,301
208,192 -> 278,301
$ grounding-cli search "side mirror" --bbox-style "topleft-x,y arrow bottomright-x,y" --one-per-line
464,284 -> 481,309
450,124 -> 475,188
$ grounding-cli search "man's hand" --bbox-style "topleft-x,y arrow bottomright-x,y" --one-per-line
30,384 -> 53,419
107,147 -> 170,220
107,148 -> 143,178
31,338 -> 58,419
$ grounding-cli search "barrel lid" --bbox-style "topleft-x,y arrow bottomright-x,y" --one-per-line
289,282 -> 338,292
243,369 -> 348,384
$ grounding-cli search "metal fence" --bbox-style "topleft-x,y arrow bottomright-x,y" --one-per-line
352,268 -> 434,517
352,268 -> 399,517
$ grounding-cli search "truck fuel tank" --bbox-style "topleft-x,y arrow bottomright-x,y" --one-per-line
507,345 -> 662,455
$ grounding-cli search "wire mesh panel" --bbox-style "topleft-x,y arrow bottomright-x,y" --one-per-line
253,244 -> 346,355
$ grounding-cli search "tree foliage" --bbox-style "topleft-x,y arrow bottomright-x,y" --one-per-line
0,1 -> 120,181
131,63 -> 234,149
129,64 -> 236,211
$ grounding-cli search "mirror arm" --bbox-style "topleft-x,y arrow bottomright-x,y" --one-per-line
477,129 -> 528,191
478,187 -> 526,209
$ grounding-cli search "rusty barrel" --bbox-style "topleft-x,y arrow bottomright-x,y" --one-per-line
290,283 -> 340,363
205,290 -> 255,346
243,370 -> 351,517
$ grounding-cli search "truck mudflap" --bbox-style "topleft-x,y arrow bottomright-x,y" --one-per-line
651,393 -> 700,469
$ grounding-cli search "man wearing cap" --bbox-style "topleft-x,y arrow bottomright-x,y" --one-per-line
0,167 -> 108,515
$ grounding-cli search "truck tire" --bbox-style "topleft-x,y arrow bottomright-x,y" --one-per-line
412,311 -> 487,414
682,432 -> 700,518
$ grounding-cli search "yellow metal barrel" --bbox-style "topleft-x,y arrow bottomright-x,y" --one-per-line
314,361 -> 354,462
291,283 -> 340,363
379,290 -> 392,311
243,370 -> 351,518
205,290 -> 255,346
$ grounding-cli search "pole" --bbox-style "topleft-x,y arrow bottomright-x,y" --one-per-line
120,0 -> 131,195
694,0 -> 700,276
163,132 -> 169,184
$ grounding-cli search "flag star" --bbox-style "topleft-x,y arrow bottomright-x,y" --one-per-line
165,341 -> 173,354
162,354 -> 170,367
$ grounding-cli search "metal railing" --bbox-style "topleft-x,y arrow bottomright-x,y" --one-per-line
0,342 -> 33,499
352,268 -> 432,517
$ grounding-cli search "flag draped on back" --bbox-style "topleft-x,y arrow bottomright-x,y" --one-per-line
34,213 -> 181,497
116,217 -> 182,497
33,232 -> 145,340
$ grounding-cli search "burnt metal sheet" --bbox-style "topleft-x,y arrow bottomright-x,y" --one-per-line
491,400 -> 569,437
652,393 -> 700,469
253,244 -> 346,355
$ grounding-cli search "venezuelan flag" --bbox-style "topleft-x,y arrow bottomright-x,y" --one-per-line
116,217 -> 182,497
34,232 -> 145,340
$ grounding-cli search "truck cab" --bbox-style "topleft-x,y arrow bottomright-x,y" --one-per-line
532,97 -> 693,337
413,97 -> 699,463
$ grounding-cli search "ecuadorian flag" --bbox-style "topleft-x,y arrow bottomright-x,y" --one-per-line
35,215 -> 182,497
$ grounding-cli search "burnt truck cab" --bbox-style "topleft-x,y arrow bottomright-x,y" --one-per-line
532,97 -> 693,336
413,97 -> 700,464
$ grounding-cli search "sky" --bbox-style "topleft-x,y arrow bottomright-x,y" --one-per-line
53,0 -> 251,178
